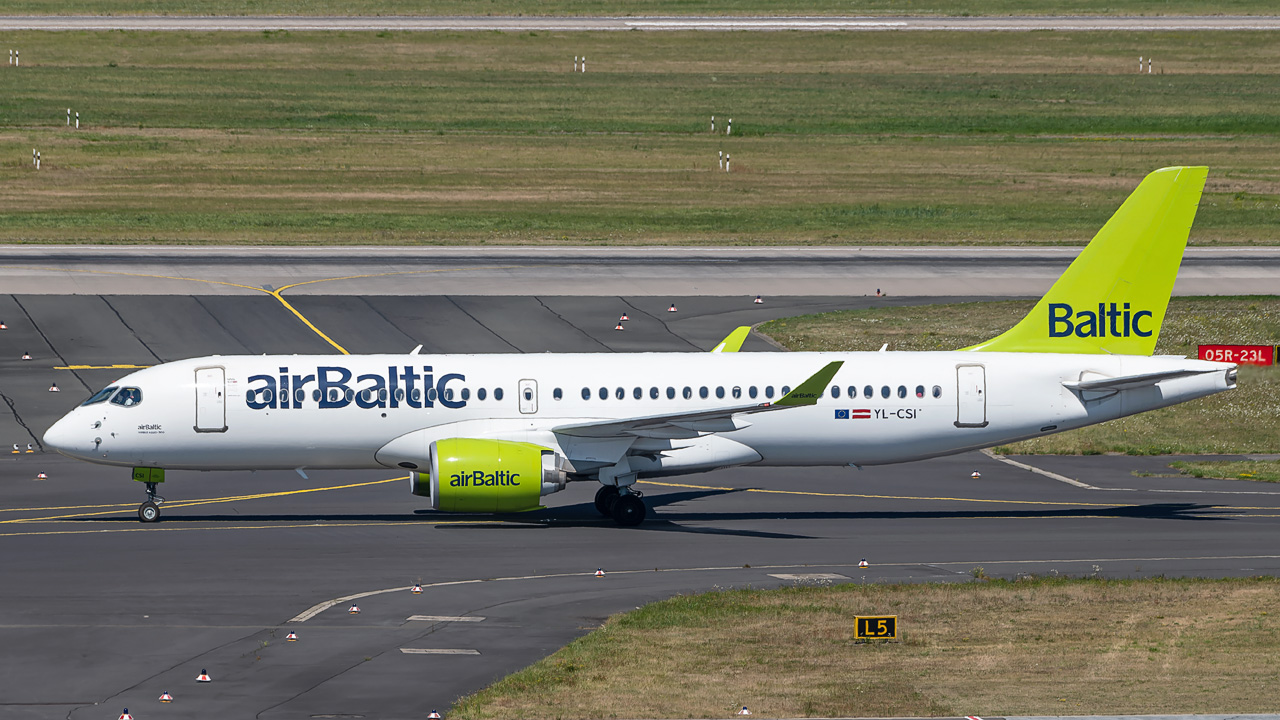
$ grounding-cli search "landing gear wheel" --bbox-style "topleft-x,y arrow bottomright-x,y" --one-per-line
610,494 -> 646,527
594,485 -> 620,516
138,501 -> 160,523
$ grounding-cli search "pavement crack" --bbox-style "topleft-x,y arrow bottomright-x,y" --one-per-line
12,295 -> 91,392
621,298 -> 701,350
0,390 -> 43,451
534,297 -> 611,351
445,296 -> 521,352
101,296 -> 163,363
359,297 -> 419,350
192,295 -> 252,353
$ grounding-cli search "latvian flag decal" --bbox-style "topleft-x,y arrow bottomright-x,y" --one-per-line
835,409 -> 871,419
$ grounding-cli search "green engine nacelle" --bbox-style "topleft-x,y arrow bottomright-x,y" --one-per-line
410,438 -> 567,513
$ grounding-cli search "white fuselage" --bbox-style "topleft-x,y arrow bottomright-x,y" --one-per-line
44,351 -> 1235,477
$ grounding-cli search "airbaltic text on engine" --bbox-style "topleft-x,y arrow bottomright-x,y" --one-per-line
452,470 -> 521,487
1048,303 -> 1153,338
245,366 -> 464,410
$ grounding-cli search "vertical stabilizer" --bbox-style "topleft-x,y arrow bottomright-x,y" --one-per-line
966,166 -> 1207,355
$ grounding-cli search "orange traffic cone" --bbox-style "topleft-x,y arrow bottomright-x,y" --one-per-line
21,352 -> 31,361
970,471 -> 981,480
0,321 -> 7,329
614,323 -> 624,331
619,313 -> 629,321
36,472 -> 47,480
667,304 -> 677,312
737,706 -> 752,715
348,604 -> 361,614
411,583 -> 423,594
196,668 -> 211,682
48,383 -> 60,392
286,631 -> 298,642
754,295 -> 763,304
594,568 -> 605,578
118,709 -> 134,720
858,559 -> 869,569
428,711 -> 443,719
159,691 -> 174,702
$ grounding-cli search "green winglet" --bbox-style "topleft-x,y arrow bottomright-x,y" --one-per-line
711,326 -> 752,353
775,361 -> 844,407
964,166 -> 1208,356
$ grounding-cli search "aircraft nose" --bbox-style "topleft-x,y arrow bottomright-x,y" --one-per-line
43,412 -> 93,459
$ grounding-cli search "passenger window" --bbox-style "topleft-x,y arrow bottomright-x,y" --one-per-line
667,387 -> 676,399
699,386 -> 709,399
346,388 -> 355,402
313,389 -> 322,402
553,388 -> 563,400
650,387 -> 659,399
683,387 -> 693,400
427,387 -> 438,402
615,387 -> 625,400
732,386 -> 742,399
395,388 -> 405,402
253,389 -> 270,405
897,385 -> 907,399
81,386 -> 118,406
765,386 -> 774,399
782,386 -> 791,396
477,388 -> 487,401
881,386 -> 890,399
830,385 -> 840,399
494,388 -> 504,401
716,386 -> 725,399
633,387 -> 642,400
296,388 -> 306,405
461,388 -> 471,401
863,385 -> 873,399
749,386 -> 758,399
599,387 -> 608,400
582,387 -> 591,400
378,388 -> 388,402
524,388 -> 533,401
933,385 -> 942,398
359,389 -> 373,404
410,388 -> 421,403
847,386 -> 856,399
443,389 -> 452,402
915,385 -> 925,398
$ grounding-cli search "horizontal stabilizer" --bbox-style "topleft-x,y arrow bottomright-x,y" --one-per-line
1063,367 -> 1215,392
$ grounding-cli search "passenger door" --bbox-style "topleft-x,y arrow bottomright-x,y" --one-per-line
195,367 -> 227,432
954,364 -> 988,428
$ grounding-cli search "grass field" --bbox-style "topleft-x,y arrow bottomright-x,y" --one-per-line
451,577 -> 1280,719
5,0 -> 1280,16
1164,459 -> 1280,482
759,296 -> 1280,454
2,31 -> 1279,245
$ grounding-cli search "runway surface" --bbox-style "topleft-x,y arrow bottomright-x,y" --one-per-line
4,284 -> 1280,718
3,15 -> 1280,31
5,246 -> 1280,297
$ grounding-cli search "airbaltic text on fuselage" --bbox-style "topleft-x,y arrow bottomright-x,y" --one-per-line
245,366 -> 466,410
1048,303 -> 1153,338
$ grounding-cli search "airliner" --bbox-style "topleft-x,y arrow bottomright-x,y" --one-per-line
43,166 -> 1236,526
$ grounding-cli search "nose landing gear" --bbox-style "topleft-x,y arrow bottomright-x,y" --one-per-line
138,481 -> 164,523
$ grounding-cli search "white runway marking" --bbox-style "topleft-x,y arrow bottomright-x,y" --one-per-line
768,573 -> 849,580
400,648 -> 481,655
407,615 -> 486,622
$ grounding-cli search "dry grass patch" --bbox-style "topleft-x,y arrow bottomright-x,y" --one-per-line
1164,459 -> 1280,483
452,577 -> 1280,719
759,297 -> 1280,454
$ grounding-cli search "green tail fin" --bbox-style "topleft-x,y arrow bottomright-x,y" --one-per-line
965,166 -> 1208,356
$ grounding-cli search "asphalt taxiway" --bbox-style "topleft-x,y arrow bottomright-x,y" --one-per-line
3,282 -> 1280,718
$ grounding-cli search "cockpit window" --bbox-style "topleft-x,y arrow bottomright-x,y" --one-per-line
81,386 -> 118,406
110,387 -> 143,407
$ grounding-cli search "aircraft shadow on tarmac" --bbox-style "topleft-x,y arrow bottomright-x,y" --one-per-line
67,486 -> 1232,536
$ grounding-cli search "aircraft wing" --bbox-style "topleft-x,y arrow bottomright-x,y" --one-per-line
553,361 -> 842,439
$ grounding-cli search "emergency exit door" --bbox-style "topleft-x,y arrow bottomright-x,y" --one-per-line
195,367 -> 227,432
518,379 -> 538,414
955,364 -> 988,428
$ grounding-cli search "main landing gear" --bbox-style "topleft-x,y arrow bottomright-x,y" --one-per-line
138,482 -> 164,523
594,484 -> 646,527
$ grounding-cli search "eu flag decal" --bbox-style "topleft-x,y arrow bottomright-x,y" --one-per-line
834,409 -> 850,420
